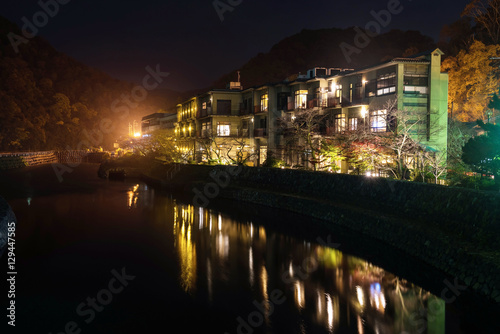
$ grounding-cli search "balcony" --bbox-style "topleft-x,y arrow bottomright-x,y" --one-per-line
254,128 -> 268,137
328,97 -> 341,108
254,105 -> 268,114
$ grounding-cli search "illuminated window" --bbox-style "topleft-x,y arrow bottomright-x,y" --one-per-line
404,74 -> 429,94
370,110 -> 387,132
295,90 -> 308,109
349,117 -> 358,131
334,114 -> 346,133
217,122 -> 230,136
201,122 -> 210,137
202,102 -> 207,110
377,73 -> 396,96
335,85 -> 342,103
260,94 -> 268,112
316,88 -> 328,107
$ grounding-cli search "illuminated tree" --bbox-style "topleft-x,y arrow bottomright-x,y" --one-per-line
279,108 -> 343,171
442,40 -> 500,122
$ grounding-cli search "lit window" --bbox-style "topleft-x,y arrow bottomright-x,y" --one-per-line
334,114 -> 346,133
260,94 -> 268,111
202,102 -> 207,110
370,110 -> 387,132
349,117 -> 358,131
295,90 -> 308,109
217,122 -> 230,136
376,73 -> 396,96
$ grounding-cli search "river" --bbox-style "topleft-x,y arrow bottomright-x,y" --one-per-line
0,164 -> 497,333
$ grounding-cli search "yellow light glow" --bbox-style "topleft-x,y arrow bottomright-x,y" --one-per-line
361,106 -> 367,118
133,132 -> 141,138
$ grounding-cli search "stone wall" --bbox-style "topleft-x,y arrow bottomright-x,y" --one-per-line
0,152 -> 58,170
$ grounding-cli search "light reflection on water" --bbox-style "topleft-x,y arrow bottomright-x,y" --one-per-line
165,195 -> 445,334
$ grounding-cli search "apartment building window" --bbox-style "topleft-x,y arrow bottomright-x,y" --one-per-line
277,92 -> 290,110
354,82 -> 363,100
349,83 -> 353,102
202,102 -> 207,110
241,120 -> 249,137
370,110 -> 387,132
261,94 -> 269,112
217,100 -> 232,115
365,79 -> 376,97
377,73 -> 396,96
404,74 -> 429,94
334,114 -> 346,133
201,122 -> 210,137
349,117 -> 358,131
316,88 -> 328,107
217,122 -> 231,136
335,85 -> 343,103
295,90 -> 308,109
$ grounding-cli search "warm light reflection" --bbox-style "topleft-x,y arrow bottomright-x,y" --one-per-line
356,286 -> 365,308
326,293 -> 334,332
167,201 -> 442,334
249,247 -> 254,287
127,184 -> 139,208
370,283 -> 386,313
174,209 -> 197,293
295,281 -> 305,310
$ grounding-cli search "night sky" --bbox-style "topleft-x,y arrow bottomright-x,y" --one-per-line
2,0 -> 470,92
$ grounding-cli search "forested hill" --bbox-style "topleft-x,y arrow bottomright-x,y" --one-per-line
212,28 -> 436,89
0,17 -> 175,152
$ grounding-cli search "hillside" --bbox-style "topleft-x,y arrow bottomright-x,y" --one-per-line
0,17 -> 177,151
212,28 -> 436,89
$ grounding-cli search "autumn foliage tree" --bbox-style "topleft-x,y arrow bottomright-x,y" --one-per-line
442,40 -> 500,122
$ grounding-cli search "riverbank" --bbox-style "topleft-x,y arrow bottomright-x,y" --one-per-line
112,160 -> 500,305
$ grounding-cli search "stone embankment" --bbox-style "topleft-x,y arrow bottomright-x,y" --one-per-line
101,161 -> 500,304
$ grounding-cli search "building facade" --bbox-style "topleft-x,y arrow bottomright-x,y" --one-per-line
174,49 -> 449,173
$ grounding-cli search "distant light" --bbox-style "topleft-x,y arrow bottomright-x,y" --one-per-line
134,132 -> 141,138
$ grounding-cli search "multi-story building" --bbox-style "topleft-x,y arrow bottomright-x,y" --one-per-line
141,112 -> 177,137
174,48 -> 449,173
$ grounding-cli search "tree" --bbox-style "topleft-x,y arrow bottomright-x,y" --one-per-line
278,108 -> 343,171
462,0 -> 500,44
371,100 -> 430,179
462,120 -> 500,184
424,150 -> 448,184
442,40 -> 500,122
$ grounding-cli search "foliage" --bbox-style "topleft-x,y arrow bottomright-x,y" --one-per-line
462,121 -> 500,183
442,40 -> 500,122
0,17 -> 171,151
278,108 -> 343,171
462,0 -> 500,44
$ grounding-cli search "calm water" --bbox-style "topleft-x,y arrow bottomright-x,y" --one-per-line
0,164 -> 496,333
